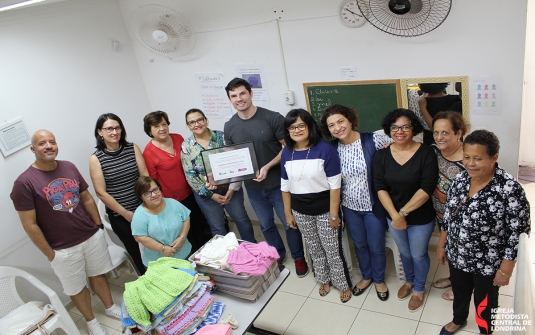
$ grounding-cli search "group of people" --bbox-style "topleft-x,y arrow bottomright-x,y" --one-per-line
10,77 -> 531,335
279,101 -> 530,335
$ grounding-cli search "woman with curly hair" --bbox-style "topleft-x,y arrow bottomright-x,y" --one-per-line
373,109 -> 438,312
320,104 -> 392,301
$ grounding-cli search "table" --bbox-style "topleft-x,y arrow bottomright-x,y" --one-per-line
212,267 -> 290,335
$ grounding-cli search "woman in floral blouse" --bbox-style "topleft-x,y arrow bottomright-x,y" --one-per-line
437,130 -> 530,335
180,108 -> 256,243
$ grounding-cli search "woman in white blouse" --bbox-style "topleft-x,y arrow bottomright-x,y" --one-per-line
321,104 -> 392,301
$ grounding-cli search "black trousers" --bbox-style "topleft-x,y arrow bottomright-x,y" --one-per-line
180,192 -> 212,253
449,263 -> 499,334
107,210 -> 146,275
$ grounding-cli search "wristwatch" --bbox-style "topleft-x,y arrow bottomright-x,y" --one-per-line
330,216 -> 339,221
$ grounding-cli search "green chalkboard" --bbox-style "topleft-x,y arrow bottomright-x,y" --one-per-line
303,80 -> 401,132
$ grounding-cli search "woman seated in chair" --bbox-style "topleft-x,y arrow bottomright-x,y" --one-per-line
131,176 -> 192,267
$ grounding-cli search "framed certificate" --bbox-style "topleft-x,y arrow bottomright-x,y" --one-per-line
201,142 -> 259,185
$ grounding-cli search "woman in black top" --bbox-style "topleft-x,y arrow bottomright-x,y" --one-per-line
417,83 -> 462,145
89,113 -> 148,275
438,130 -> 530,335
374,109 -> 438,312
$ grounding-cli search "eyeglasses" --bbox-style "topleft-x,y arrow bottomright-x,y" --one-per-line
142,187 -> 161,198
187,117 -> 206,127
390,125 -> 412,132
288,123 -> 307,132
101,126 -> 122,133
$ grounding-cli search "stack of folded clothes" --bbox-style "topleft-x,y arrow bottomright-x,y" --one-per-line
121,257 -> 226,335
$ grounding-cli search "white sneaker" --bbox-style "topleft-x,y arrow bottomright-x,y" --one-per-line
87,318 -> 107,335
105,304 -> 121,320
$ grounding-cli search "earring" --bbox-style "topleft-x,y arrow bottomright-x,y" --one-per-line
100,136 -> 104,141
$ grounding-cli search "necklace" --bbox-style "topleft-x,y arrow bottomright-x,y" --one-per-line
290,148 -> 310,181
153,139 -> 175,157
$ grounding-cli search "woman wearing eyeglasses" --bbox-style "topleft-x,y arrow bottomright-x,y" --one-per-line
89,113 -> 148,275
180,109 -> 256,243
373,109 -> 438,312
320,104 -> 392,302
142,111 -> 211,253
131,176 -> 192,266
281,109 -> 352,303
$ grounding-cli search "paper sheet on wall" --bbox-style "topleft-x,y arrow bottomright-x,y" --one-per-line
195,73 -> 233,119
235,64 -> 271,108
469,75 -> 502,115
0,118 -> 31,157
340,67 -> 358,80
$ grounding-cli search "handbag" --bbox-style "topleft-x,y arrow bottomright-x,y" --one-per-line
0,302 -> 56,335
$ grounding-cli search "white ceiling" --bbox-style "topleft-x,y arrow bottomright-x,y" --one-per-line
0,0 -> 68,11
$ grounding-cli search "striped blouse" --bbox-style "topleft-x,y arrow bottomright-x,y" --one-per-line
94,142 -> 142,215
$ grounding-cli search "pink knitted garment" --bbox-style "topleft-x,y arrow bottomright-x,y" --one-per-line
226,241 -> 279,276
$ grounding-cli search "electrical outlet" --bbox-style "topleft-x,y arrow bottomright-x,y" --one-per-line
284,90 -> 295,105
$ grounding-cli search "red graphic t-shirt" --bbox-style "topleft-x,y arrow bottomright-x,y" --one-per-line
11,160 -> 99,250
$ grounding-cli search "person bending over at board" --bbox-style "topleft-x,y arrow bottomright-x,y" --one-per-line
223,77 -> 309,277
10,130 -> 121,335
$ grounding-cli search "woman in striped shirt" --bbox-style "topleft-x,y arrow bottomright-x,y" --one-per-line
89,113 -> 148,275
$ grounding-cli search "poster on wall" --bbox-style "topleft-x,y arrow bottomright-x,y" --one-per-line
469,75 -> 502,115
235,63 -> 271,108
195,73 -> 233,119
0,118 -> 31,157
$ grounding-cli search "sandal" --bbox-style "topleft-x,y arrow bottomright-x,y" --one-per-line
442,289 -> 454,301
433,277 -> 452,289
340,289 -> 351,303
319,283 -> 330,297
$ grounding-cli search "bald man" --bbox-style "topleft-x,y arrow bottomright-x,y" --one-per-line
10,130 -> 120,335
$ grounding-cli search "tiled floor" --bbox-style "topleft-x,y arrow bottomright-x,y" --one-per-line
59,182 -> 535,335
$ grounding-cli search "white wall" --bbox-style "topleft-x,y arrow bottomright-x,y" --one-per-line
0,0 -> 151,302
520,0 -> 535,166
120,0 -> 527,185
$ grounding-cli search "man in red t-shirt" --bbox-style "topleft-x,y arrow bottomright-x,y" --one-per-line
10,130 -> 120,335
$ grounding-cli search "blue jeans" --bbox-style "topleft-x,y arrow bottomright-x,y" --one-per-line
194,189 -> 256,243
246,186 -> 304,261
387,218 -> 435,293
342,206 -> 386,284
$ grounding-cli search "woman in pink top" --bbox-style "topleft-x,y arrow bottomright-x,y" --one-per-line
142,110 -> 211,252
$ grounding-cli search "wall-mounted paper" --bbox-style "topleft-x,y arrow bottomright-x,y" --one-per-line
0,118 -> 31,157
470,75 -> 502,115
235,63 -> 271,108
340,67 -> 358,80
196,73 -> 233,119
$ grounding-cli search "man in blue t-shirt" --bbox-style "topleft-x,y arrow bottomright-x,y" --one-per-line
223,78 -> 308,277
10,130 -> 121,335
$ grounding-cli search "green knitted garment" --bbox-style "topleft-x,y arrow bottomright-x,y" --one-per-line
123,257 -> 195,326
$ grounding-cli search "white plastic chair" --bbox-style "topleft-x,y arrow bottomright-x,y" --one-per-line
0,266 -> 81,335
97,199 -> 140,277
385,230 -> 406,282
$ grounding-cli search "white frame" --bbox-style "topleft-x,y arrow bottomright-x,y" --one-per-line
0,118 -> 31,157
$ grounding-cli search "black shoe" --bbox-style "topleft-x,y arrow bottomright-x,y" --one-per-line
376,289 -> 389,301
439,321 -> 467,335
351,280 -> 372,296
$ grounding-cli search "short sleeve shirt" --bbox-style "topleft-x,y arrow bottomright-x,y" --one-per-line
10,161 -> 99,250
224,107 -> 284,189
131,198 -> 192,266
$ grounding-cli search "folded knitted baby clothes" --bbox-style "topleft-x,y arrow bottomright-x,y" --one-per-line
226,241 -> 279,276
123,257 -> 195,326
199,233 -> 239,268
